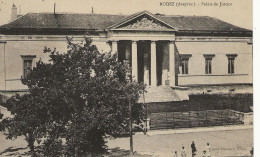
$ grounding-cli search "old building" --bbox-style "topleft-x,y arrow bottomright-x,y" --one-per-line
0,7 -> 253,103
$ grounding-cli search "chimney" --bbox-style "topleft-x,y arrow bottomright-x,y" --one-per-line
11,4 -> 18,22
54,3 -> 56,15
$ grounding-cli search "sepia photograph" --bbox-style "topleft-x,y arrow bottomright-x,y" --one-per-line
0,0 -> 254,156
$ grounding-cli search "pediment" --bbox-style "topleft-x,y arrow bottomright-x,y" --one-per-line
120,16 -> 170,30
109,11 -> 176,31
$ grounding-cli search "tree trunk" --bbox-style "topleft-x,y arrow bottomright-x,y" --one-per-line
26,133 -> 35,153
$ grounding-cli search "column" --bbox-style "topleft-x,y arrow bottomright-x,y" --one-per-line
143,52 -> 149,85
151,41 -> 157,86
125,43 -> 131,60
111,40 -> 118,54
162,43 -> 169,86
169,41 -> 175,86
131,41 -> 138,81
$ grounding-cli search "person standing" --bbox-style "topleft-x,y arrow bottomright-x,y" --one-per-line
181,146 -> 186,157
202,150 -> 207,157
191,141 -> 197,157
206,143 -> 211,157
173,151 -> 178,157
250,147 -> 253,157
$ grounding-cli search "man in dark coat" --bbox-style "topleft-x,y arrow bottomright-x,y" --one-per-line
191,141 -> 197,157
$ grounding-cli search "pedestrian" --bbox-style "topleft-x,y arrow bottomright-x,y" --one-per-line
202,150 -> 207,157
181,146 -> 186,157
191,141 -> 197,157
250,147 -> 253,157
173,151 -> 178,157
206,143 -> 211,157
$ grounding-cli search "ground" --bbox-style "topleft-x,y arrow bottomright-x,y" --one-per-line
106,128 -> 253,157
0,128 -> 253,156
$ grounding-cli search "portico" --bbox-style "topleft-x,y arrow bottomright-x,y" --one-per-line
110,39 -> 176,86
107,11 -> 178,86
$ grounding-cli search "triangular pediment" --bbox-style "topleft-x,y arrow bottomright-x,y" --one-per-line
108,11 -> 176,31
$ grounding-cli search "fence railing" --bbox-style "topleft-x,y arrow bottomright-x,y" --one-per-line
150,109 -> 245,130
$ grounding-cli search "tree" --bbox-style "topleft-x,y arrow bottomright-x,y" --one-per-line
3,37 -> 145,156
2,93 -> 47,154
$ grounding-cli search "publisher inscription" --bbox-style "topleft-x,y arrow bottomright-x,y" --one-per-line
160,1 -> 232,7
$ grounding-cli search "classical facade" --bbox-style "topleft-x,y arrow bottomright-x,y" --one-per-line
0,8 -> 253,102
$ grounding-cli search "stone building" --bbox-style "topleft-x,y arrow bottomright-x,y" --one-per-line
0,7 -> 253,103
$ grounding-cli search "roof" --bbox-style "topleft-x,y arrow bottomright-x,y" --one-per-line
0,13 -> 125,30
0,11 -> 252,35
157,15 -> 250,31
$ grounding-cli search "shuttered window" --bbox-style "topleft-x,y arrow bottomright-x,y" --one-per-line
203,54 -> 215,74
180,54 -> 192,75
226,54 -> 237,74
23,60 -> 33,78
21,55 -> 36,79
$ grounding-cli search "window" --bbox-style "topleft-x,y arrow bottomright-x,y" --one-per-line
228,58 -> 235,74
21,55 -> 36,78
180,54 -> 192,74
23,60 -> 33,78
181,58 -> 189,74
226,54 -> 237,74
203,54 -> 215,74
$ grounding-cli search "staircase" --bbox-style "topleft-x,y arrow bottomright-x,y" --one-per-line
138,86 -> 189,103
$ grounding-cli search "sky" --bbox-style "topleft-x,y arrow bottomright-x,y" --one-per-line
0,0 -> 253,29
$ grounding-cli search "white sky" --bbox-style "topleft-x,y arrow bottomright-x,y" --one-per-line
0,0 -> 252,29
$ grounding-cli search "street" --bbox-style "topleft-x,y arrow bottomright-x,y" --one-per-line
0,128 -> 253,156
107,128 -> 253,157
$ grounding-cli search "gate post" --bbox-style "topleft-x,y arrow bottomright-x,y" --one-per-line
228,110 -> 230,124
173,112 -> 175,129
205,110 -> 208,126
189,111 -> 192,127
146,118 -> 151,130
166,112 -> 168,129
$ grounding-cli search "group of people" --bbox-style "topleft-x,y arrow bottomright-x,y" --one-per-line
173,142 -> 211,157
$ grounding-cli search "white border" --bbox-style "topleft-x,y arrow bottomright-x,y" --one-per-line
253,0 -> 258,156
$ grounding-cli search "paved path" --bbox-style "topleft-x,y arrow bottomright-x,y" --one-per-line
142,125 -> 253,136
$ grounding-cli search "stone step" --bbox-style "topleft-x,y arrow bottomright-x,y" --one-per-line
138,86 -> 189,103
